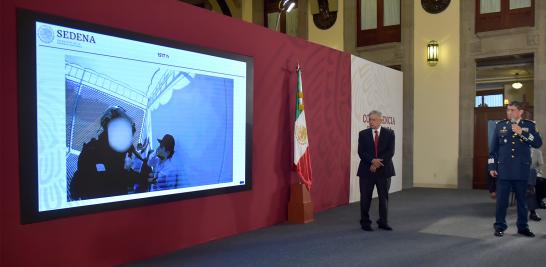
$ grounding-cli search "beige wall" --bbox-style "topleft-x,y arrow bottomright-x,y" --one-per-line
242,0 -> 252,22
205,0 -> 241,18
225,0 -> 241,18
307,1 -> 344,51
209,1 -> 222,14
413,1 -> 460,188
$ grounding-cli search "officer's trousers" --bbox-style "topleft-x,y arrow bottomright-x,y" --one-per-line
494,179 -> 529,231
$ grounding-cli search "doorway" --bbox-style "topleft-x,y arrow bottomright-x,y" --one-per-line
473,54 -> 534,189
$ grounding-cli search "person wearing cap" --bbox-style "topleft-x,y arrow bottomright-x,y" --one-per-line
489,101 -> 543,237
148,134 -> 180,191
69,106 -> 146,200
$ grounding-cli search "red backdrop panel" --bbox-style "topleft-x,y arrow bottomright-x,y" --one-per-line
0,0 -> 351,266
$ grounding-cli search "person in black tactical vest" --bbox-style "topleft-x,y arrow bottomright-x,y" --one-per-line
69,106 -> 147,200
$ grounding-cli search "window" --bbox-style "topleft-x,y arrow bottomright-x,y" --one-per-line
476,0 -> 534,33
475,90 -> 504,107
357,0 -> 401,47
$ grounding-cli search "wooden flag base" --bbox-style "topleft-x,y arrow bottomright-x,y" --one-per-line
287,183 -> 314,224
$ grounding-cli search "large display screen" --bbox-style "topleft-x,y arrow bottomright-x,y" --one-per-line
18,10 -> 253,223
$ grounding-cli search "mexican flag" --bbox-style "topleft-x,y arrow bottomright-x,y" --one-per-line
294,65 -> 313,191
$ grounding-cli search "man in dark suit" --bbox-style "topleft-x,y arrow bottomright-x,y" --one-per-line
358,110 -> 395,231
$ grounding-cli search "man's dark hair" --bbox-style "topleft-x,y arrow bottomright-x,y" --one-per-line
100,106 -> 136,133
508,101 -> 525,111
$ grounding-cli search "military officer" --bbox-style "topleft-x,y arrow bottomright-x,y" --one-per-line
489,101 -> 543,237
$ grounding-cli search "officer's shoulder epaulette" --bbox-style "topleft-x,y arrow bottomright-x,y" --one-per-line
496,119 -> 509,124
522,119 -> 536,124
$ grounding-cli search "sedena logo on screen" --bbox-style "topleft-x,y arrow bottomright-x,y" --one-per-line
37,25 -> 54,43
38,24 -> 97,47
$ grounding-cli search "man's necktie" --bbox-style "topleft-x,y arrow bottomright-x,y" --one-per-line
374,130 -> 379,158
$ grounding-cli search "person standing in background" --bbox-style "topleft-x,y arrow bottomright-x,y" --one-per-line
534,148 -> 546,209
529,148 -> 544,221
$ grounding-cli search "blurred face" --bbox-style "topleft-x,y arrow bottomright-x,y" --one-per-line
156,146 -> 169,160
107,118 -> 133,152
368,114 -> 382,129
506,105 -> 524,121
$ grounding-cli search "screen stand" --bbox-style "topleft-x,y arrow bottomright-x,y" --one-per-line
287,182 -> 314,224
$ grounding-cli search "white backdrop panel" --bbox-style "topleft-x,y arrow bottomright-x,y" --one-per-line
350,55 -> 403,203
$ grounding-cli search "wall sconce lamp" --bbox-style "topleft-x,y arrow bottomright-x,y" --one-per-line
427,40 -> 439,66
275,0 -> 296,31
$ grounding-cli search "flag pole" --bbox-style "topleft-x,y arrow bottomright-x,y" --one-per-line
288,63 -> 314,224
